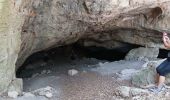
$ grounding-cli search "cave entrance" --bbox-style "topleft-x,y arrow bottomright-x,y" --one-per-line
16,42 -> 141,78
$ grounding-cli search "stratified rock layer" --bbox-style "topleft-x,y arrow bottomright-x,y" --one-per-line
0,0 -> 23,94
17,0 -> 170,67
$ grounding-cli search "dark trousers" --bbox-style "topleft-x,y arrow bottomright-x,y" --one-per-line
156,59 -> 170,76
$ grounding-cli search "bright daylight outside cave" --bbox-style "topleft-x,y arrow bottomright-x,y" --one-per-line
1,0 -> 170,99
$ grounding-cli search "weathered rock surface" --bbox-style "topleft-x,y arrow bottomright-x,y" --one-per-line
115,86 -> 149,98
68,69 -> 79,76
1,0 -> 170,94
132,59 -> 168,88
0,0 -> 24,94
117,69 -> 139,80
125,47 -> 159,60
16,0 -> 170,67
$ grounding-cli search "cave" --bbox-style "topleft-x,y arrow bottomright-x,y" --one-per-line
1,0 -> 170,99
16,42 -> 141,79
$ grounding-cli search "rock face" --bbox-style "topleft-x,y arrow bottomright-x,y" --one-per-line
115,86 -> 149,98
125,47 -> 159,60
16,0 -> 170,67
132,59 -> 167,88
0,0 -> 24,94
1,0 -> 170,94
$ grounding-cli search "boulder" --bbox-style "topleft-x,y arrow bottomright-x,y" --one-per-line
132,59 -> 168,88
125,47 -> 159,60
117,69 -> 139,80
116,86 -> 149,98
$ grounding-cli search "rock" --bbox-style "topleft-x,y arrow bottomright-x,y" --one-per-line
41,70 -> 47,75
32,73 -> 39,78
44,86 -> 52,91
32,86 -> 54,98
132,59 -> 168,88
132,96 -> 146,100
112,96 -> 124,100
130,88 -> 149,96
165,92 -> 170,97
23,92 -> 35,97
8,91 -> 19,98
8,78 -> 23,95
116,86 -> 149,98
0,0 -> 23,94
68,69 -> 78,76
125,47 -> 159,60
117,69 -> 139,80
98,62 -> 104,66
116,86 -> 130,97
45,92 -> 53,98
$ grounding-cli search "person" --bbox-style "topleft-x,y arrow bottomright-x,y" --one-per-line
149,32 -> 170,93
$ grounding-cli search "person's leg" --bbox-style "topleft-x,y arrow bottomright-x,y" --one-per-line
149,75 -> 166,93
155,60 -> 167,86
157,75 -> 165,86
156,73 -> 159,84
148,60 -> 168,92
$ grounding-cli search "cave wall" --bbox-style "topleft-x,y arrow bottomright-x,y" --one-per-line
1,0 -> 170,94
16,0 -> 170,67
0,0 -> 23,94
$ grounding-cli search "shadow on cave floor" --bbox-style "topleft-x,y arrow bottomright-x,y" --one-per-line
15,43 -> 148,99
16,43 -> 141,78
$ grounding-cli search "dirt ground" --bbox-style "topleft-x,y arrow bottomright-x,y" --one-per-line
1,54 -> 170,100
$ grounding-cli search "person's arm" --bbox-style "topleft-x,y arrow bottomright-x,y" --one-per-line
163,32 -> 170,49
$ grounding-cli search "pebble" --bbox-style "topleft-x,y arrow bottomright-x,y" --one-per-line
68,69 -> 78,76
45,92 -> 53,98
23,92 -> 35,97
8,91 -> 19,98
116,86 -> 130,97
98,62 -> 104,66
165,92 -> 170,97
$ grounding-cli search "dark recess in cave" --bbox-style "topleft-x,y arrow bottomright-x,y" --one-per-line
16,42 -> 141,78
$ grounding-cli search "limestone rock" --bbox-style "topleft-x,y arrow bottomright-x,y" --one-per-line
125,47 -> 159,60
116,86 -> 130,97
68,69 -> 79,76
8,91 -> 19,98
117,69 -> 139,80
8,79 -> 23,95
132,59 -> 168,88
0,0 -> 24,94
16,0 -> 170,67
32,86 -> 54,98
45,92 -> 53,98
116,86 -> 149,98
130,88 -> 149,96
23,92 -> 35,97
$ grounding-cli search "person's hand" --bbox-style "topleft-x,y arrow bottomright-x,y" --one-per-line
163,32 -> 170,41
162,32 -> 170,48
163,32 -> 167,36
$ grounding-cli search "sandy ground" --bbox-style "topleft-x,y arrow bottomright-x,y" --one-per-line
1,55 -> 169,100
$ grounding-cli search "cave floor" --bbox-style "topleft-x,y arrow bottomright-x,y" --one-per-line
2,56 -> 170,100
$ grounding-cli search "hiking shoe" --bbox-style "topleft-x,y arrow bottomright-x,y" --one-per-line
148,85 -> 157,91
149,84 -> 166,94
